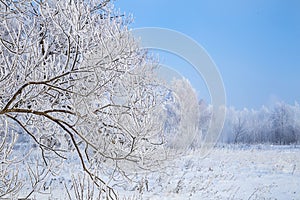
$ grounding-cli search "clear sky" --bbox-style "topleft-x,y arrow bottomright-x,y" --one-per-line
114,0 -> 300,109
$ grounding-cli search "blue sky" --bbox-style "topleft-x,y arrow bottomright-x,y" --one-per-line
114,0 -> 300,109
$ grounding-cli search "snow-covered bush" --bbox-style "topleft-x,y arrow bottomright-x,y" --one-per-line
0,1 -> 167,199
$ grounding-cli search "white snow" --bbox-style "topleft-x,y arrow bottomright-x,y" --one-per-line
13,145 -> 300,199
119,145 -> 300,200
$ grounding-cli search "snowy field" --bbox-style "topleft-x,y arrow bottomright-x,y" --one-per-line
15,145 -> 300,200
119,145 -> 300,200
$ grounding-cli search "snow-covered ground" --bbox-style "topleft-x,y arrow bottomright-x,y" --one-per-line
13,145 -> 300,199
120,145 -> 300,200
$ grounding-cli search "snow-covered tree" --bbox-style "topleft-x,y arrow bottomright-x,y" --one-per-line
220,103 -> 300,145
293,102 -> 300,144
197,100 -> 212,144
0,1 -> 166,198
271,103 -> 296,144
165,78 -> 200,149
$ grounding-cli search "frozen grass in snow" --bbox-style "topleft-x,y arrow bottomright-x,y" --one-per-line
119,145 -> 300,200
13,145 -> 300,199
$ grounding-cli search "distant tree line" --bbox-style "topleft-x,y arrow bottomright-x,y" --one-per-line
217,102 -> 300,145
164,79 -> 300,147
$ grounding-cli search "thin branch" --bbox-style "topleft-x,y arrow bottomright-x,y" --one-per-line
6,114 -> 67,160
